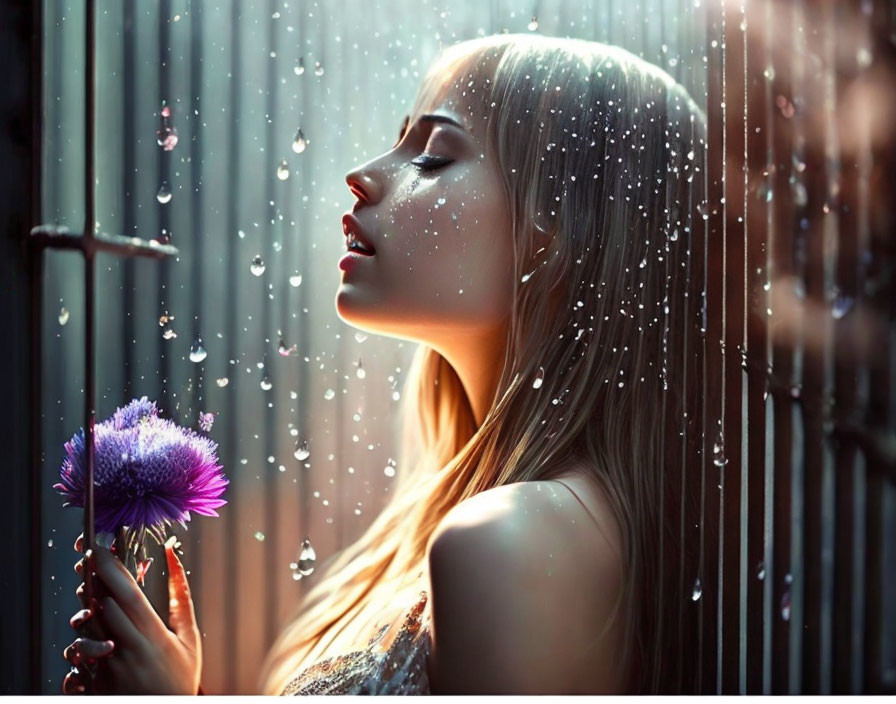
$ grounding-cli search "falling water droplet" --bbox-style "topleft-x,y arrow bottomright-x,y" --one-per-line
691,578 -> 703,601
156,103 -> 179,150
639,257 -> 647,269
533,367 -> 545,389
278,338 -> 297,357
289,273 -> 303,287
189,340 -> 207,363
756,561 -> 766,581
521,270 -> 536,284
712,438 -> 728,467
669,228 -> 679,242
162,328 -> 177,340
292,128 -> 307,154
297,538 -> 316,576
294,441 -> 310,461
58,307 -> 69,326
250,255 -> 266,276
832,293 -> 854,319
324,388 -> 335,400
527,16 -> 539,31
294,57 -> 305,75
216,377 -> 229,387
260,376 -> 273,391
314,61 -> 324,76
354,331 -> 368,343
356,358 -> 366,379
781,587 -> 791,621
276,160 -> 290,180
156,182 -> 172,204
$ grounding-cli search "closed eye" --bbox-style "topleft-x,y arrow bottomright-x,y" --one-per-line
410,154 -> 454,172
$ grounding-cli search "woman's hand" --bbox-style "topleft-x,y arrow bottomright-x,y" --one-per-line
62,533 -> 203,694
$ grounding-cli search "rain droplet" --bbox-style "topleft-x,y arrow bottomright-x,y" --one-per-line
781,588 -> 791,620
216,377 -> 229,387
254,531 -> 265,542
278,338 -> 297,357
289,273 -> 303,287
296,538 -> 316,575
686,149 -> 695,160
669,228 -> 679,242
158,313 -> 174,326
292,128 -> 307,154
156,182 -> 172,204
639,257 -> 647,269
532,367 -> 545,389
189,340 -> 207,363
521,270 -> 536,284
260,376 -> 273,391
276,160 -> 290,180
324,388 -> 335,400
832,293 -> 854,319
354,331 -> 368,343
313,61 -> 324,76
162,329 -> 177,340
527,16 -> 539,31
691,578 -> 703,601
156,103 -> 179,150
250,255 -> 266,276
294,441 -> 310,461
58,307 -> 69,326
294,57 -> 305,75
712,438 -> 728,467
356,358 -> 366,379
756,561 -> 766,581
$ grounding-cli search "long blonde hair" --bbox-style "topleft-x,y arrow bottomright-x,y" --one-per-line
259,34 -> 707,694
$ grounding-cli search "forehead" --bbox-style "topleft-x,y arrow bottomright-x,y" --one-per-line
409,44 -> 501,139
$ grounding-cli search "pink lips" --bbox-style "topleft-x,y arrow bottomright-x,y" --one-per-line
341,213 -> 377,254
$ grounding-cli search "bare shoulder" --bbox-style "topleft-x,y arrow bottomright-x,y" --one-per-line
426,469 -> 627,694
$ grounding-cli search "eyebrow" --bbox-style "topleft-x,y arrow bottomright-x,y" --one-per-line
400,113 -> 468,133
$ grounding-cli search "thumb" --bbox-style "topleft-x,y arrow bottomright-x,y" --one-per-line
165,542 -> 200,652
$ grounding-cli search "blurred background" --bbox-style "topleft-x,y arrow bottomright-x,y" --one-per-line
1,0 -> 894,695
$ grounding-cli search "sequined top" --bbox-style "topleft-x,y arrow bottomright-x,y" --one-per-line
280,589 -> 433,695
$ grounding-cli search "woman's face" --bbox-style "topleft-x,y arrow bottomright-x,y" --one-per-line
335,50 -> 514,349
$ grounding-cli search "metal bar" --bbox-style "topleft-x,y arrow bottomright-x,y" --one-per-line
123,0 -> 136,400
29,226 -> 179,258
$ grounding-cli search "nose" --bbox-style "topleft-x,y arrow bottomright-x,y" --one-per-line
345,165 -> 384,206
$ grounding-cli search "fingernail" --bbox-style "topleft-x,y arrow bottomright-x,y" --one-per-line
71,608 -> 91,628
102,640 -> 115,652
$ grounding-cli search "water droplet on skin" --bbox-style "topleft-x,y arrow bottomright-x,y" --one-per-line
58,307 -> 69,326
354,331 -> 368,343
533,367 -> 545,389
162,328 -> 177,340
294,441 -> 310,461
356,358 -> 366,379
189,340 -> 207,363
156,182 -> 172,204
297,538 -> 316,575
254,531 -> 265,542
324,388 -> 335,400
216,377 -> 229,387
292,128 -> 307,154
691,578 -> 703,601
250,255 -> 266,276
276,160 -> 290,180
260,376 -> 273,391
384,458 -> 397,477
289,273 -> 303,287
527,16 -> 539,31
639,257 -> 647,269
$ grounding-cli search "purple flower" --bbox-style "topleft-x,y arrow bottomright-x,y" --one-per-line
53,397 -> 228,544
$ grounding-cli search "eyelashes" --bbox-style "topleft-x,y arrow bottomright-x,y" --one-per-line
410,154 -> 454,172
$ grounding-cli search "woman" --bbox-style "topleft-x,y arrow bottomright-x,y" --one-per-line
63,33 -> 707,694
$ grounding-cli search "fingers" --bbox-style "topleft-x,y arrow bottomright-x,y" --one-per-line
62,636 -> 115,667
74,532 -> 84,554
165,544 -> 200,651
88,546 -> 170,644
62,665 -> 88,695
70,607 -> 94,630
93,593 -> 153,653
